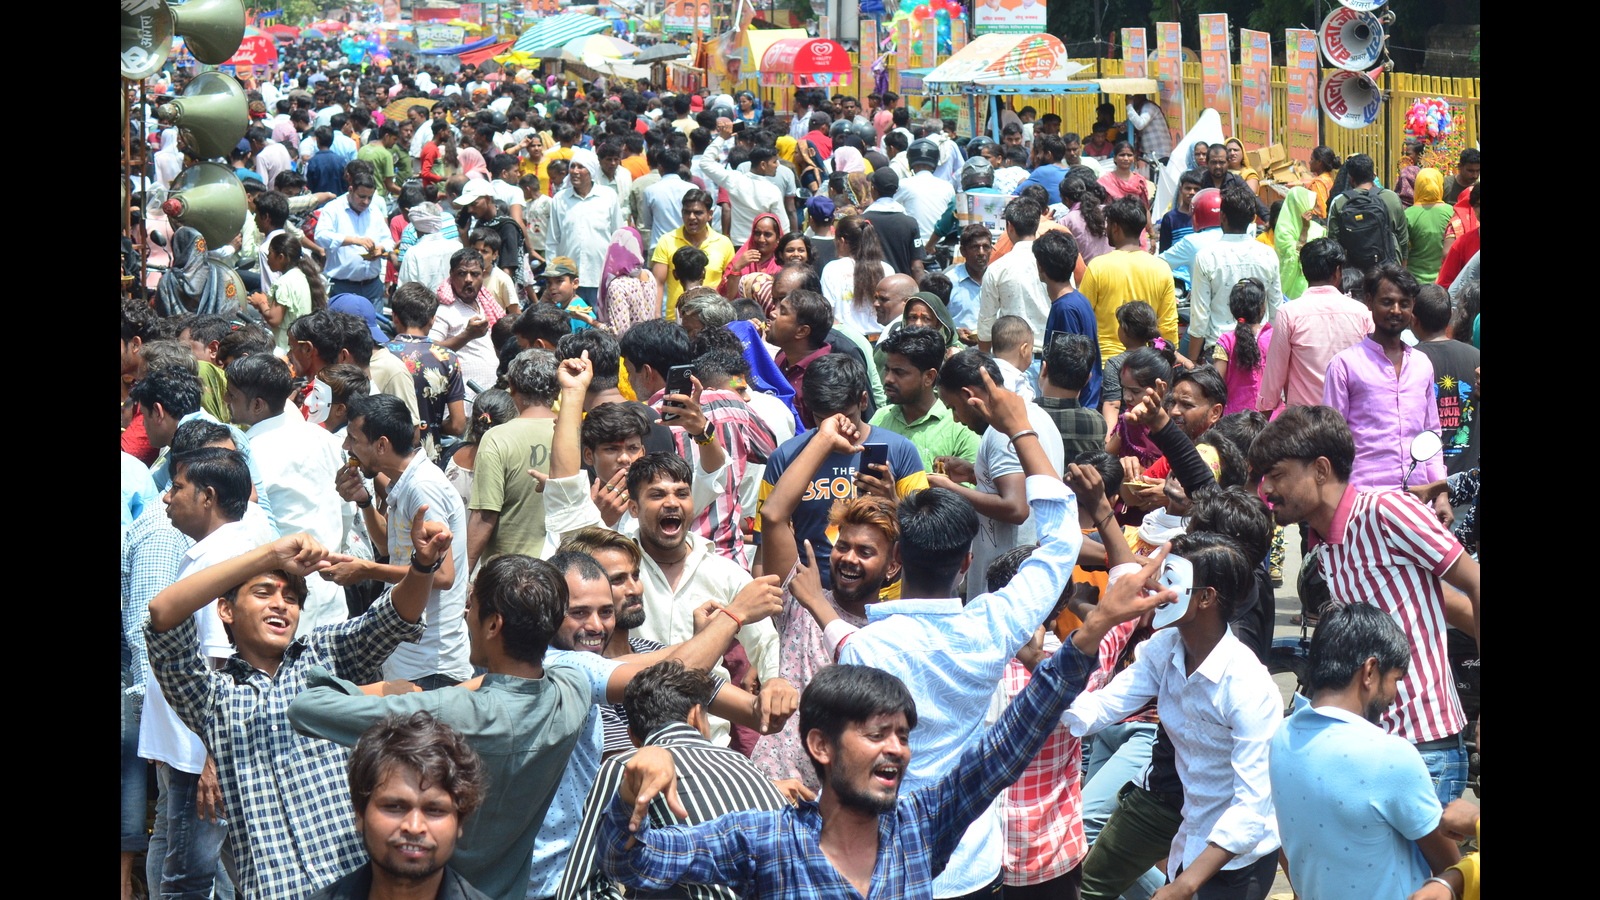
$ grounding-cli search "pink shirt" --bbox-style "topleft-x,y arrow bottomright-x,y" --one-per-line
1323,337 -> 1446,492
1255,285 -> 1371,412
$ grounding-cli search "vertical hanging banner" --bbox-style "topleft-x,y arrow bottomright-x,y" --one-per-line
895,16 -> 912,92
1155,22 -> 1185,145
1284,28 -> 1320,165
952,18 -> 967,53
860,20 -> 878,100
1238,29 -> 1272,149
1121,28 -> 1147,79
1198,13 -> 1234,134
921,19 -> 938,68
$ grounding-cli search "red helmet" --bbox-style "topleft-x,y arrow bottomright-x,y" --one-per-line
1191,188 -> 1223,231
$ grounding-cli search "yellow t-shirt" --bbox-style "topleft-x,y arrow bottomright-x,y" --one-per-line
650,227 -> 737,322
1078,249 -> 1179,359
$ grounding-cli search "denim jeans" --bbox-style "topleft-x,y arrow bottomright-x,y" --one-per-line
1418,734 -> 1469,805
121,682 -> 150,853
146,764 -> 233,900
1080,721 -> 1158,846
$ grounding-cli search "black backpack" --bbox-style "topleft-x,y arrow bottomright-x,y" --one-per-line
1335,188 -> 1395,270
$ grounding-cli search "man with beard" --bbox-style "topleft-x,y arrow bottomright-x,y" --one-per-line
870,327 -> 980,471
596,474 -> 1177,897
309,712 -> 493,900
1269,603 -> 1469,900
748,412 -> 902,790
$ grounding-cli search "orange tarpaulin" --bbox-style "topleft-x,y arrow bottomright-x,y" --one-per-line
460,39 -> 515,67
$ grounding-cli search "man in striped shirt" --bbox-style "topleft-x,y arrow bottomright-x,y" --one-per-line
1252,405 -> 1480,803
558,660 -> 795,900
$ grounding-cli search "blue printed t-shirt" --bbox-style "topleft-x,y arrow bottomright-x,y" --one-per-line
756,426 -> 928,586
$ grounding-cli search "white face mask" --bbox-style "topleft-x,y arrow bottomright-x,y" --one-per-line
1151,554 -> 1194,630
304,378 -> 333,426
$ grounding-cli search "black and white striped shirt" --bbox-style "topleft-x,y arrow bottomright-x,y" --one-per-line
556,722 -> 791,900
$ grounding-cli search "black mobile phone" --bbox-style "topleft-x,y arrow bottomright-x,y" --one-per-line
661,364 -> 695,421
731,121 -> 746,133
859,442 -> 889,478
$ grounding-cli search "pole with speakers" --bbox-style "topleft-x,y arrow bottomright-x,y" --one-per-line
1317,0 -> 1393,129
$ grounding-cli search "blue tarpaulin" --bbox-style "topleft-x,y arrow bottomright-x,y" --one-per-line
418,35 -> 502,56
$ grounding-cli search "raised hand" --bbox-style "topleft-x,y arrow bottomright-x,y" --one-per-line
618,746 -> 689,833
410,504 -> 453,567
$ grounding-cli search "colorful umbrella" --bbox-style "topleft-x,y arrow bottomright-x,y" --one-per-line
310,19 -> 348,33
554,34 -> 639,62
264,24 -> 300,42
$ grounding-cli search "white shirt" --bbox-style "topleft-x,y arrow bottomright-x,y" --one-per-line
300,131 -> 357,163
397,233 -> 463,290
381,453 -> 473,682
698,154 -> 785,246
895,170 -> 958,245
429,290 -> 501,398
743,390 -> 797,445
994,357 -> 1036,401
595,166 -> 633,203
976,238 -> 1051,342
244,412 -> 350,633
821,258 -> 895,336
314,194 -> 395,282
1065,624 -> 1282,875
636,532 -> 781,745
967,404 -> 1064,601
1191,233 -> 1284,344
254,140 -> 294,187
549,184 -> 623,289
138,517 -> 274,774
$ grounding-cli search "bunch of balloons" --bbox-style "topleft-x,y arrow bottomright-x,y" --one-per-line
340,33 -> 388,65
1405,97 -> 1452,140
889,0 -> 965,57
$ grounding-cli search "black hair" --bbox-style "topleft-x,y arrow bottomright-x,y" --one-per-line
216,323 -> 274,367
288,309 -> 343,368
505,348 -> 560,407
1032,229 -> 1080,284
784,289 -> 833,349
681,188 -> 714,213
732,298 -> 766,322
1168,531 -> 1250,621
330,310 -> 374,367
471,554 -> 567,665
1227,278 -> 1267,373
1209,411 -> 1269,473
778,232 -> 813,264
624,659 -> 717,743
1362,263 -> 1421,302
1075,448 -> 1124,501
557,328 -> 623,392
896,486 -> 980,588
170,447 -> 252,521
318,363 -> 370,407
917,274 -> 952,311
1178,169 -> 1205,189
225,352 -> 293,411
1300,238 -> 1346,284
1002,197 -> 1042,237
389,283 -> 439,331
1173,364 -> 1228,410
171,419 -> 234,454
1100,198 -> 1145,243
1247,404 -> 1355,482
183,314 -> 234,349
1305,603 -> 1411,693
1220,185 -> 1257,232
449,247 -> 487,274
937,348 -> 1003,396
1119,346 -> 1175,400
122,296 -> 158,344
619,318 -> 694,378
129,366 -> 202,420
1060,174 -> 1109,236
464,389 -> 516,446
347,393 -> 417,456
803,353 -> 870,418
1196,429 -> 1249,490
1310,145 -> 1341,173
1343,152 -> 1375,185
1043,333 -> 1095,391
671,245 -> 709,283
798,664 -> 918,780
513,304 -> 572,349
878,327 -> 946,375
347,710 -> 487,820
625,452 -> 694,501
581,402 -> 652,450
255,190 -> 290,230
1187,486 -> 1273,564
691,348 -> 750,388
985,543 -> 1041,594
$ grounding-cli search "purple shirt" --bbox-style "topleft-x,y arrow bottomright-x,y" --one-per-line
1323,337 -> 1446,491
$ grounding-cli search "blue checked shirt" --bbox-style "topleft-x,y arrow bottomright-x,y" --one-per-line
146,593 -> 424,900
599,630 -> 1099,900
120,505 -> 191,695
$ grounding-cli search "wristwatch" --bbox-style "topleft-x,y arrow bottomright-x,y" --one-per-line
693,424 -> 716,445
410,555 -> 444,574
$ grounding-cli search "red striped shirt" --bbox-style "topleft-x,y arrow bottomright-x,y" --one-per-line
1311,487 -> 1465,743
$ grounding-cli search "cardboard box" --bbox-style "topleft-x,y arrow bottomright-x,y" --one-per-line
1246,143 -> 1287,175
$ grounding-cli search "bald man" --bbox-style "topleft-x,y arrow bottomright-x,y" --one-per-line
873,273 -> 921,334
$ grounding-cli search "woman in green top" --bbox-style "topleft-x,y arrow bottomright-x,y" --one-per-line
1404,168 -> 1455,283
1272,186 -> 1324,301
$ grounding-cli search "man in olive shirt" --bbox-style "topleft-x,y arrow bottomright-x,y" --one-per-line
869,326 -> 979,470
468,349 -> 559,572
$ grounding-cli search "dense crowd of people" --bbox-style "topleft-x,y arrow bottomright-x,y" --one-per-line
122,53 -> 1482,900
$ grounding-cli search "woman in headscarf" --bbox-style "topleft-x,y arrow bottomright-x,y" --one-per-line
1224,137 -> 1260,193
1403,169 -> 1454,284
831,146 -> 867,177
721,212 -> 784,300
155,226 -> 246,318
738,272 -> 775,313
457,146 -> 489,182
735,90 -> 762,127
153,125 -> 185,191
1272,186 -> 1324,301
790,138 -> 825,197
598,225 -> 659,335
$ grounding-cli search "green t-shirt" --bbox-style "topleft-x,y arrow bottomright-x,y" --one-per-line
356,142 -> 397,196
869,400 -> 981,472
468,417 -> 556,560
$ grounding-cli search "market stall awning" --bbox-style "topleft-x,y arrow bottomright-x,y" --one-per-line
922,33 -> 1079,92
460,40 -> 516,67
747,28 -> 807,71
759,37 -> 851,88
420,36 -> 502,57
512,12 -> 612,54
